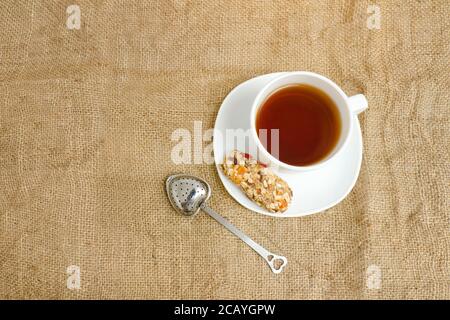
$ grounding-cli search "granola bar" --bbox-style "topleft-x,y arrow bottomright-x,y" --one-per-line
222,150 -> 293,213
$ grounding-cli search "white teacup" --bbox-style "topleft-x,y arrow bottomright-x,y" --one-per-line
249,71 -> 368,172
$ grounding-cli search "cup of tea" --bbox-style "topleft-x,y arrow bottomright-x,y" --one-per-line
249,71 -> 368,172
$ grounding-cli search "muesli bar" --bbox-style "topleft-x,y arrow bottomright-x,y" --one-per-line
222,150 -> 293,213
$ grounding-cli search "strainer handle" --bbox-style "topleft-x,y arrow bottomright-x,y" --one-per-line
202,205 -> 287,274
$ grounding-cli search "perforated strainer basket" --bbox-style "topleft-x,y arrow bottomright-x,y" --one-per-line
166,174 -> 211,216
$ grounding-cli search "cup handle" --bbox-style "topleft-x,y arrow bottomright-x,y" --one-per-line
348,94 -> 368,115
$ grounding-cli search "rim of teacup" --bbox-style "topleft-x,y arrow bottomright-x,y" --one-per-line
249,71 -> 354,172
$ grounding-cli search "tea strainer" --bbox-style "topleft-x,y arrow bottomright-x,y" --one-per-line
165,174 -> 287,274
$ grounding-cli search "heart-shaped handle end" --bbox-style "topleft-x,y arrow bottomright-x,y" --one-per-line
266,254 -> 287,274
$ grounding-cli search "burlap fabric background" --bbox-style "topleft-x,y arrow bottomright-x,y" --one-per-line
0,0 -> 448,299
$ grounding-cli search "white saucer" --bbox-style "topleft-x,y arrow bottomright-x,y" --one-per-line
213,73 -> 363,217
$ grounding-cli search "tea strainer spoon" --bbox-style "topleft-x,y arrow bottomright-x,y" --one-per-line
165,174 -> 287,274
